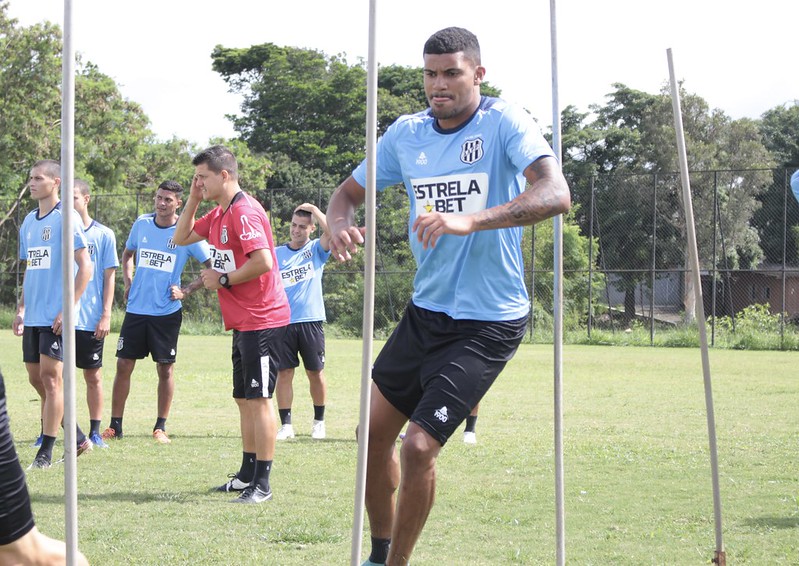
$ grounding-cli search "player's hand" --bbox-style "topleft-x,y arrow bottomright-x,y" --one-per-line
169,285 -> 185,301
189,174 -> 204,200
412,212 -> 475,249
294,202 -> 317,214
200,268 -> 223,290
330,226 -> 366,262
52,312 -> 63,336
94,314 -> 111,339
12,314 -> 24,336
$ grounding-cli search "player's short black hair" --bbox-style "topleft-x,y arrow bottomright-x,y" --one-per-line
31,159 -> 61,180
423,27 -> 481,65
192,145 -> 239,180
74,178 -> 90,196
158,180 -> 184,196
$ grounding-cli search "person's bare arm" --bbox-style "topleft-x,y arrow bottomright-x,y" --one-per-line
121,248 -> 135,303
199,249 -> 273,290
296,202 -> 332,251
326,176 -> 367,261
94,266 -> 116,339
173,176 -> 205,246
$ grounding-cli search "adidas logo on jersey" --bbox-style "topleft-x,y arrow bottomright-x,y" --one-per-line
434,406 -> 449,423
416,152 -> 428,165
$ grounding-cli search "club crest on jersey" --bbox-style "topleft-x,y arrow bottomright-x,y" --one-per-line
167,237 -> 176,250
220,227 -> 229,244
87,243 -> 96,256
460,138 -> 484,165
41,226 -> 52,241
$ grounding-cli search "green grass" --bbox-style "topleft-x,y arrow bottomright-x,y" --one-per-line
1,334 -> 797,564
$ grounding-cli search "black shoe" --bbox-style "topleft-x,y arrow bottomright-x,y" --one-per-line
27,453 -> 52,470
214,473 -> 250,493
231,485 -> 272,503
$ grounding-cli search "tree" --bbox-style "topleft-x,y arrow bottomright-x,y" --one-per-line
754,102 -> 799,265
563,83 -> 772,323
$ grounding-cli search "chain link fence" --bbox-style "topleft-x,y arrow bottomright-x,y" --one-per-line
2,168 -> 798,347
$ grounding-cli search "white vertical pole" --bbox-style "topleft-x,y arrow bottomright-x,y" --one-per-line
61,1 -> 79,564
666,48 -> 726,566
549,2 -> 566,565
350,0 -> 378,563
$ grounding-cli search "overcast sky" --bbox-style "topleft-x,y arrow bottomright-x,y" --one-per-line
7,1 -> 798,146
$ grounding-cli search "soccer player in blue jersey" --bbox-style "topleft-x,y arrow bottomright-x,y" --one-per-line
274,203 -> 332,440
73,179 -> 119,448
12,160 -> 94,469
327,27 -> 571,565
101,180 -> 211,444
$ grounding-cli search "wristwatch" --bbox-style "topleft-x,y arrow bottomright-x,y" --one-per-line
218,274 -> 232,289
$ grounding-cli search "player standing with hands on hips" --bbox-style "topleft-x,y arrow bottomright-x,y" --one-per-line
326,27 -> 571,565
174,145 -> 290,504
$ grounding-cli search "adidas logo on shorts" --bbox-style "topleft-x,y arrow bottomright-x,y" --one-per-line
434,406 -> 449,423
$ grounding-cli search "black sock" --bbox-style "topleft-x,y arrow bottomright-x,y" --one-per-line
76,424 -> 87,445
154,417 -> 167,432
313,405 -> 325,421
369,536 -> 391,564
253,460 -> 272,492
278,409 -> 292,426
110,417 -> 123,435
239,452 -> 256,483
39,435 -> 57,460
464,415 -> 478,433
89,419 -> 101,435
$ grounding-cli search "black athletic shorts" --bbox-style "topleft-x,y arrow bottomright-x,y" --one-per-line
0,370 -> 35,545
75,330 -> 104,369
276,321 -> 325,371
116,310 -> 182,364
231,327 -> 287,400
372,303 -> 527,446
21,326 -> 62,363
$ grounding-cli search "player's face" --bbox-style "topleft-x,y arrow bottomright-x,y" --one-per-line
423,52 -> 484,129
28,167 -> 59,201
154,188 -> 181,221
289,214 -> 315,247
193,163 -> 224,202
73,188 -> 89,215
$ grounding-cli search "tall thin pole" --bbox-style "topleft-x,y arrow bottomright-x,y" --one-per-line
61,1 -> 79,564
667,48 -> 726,566
549,1 -> 566,565
350,1 -> 378,563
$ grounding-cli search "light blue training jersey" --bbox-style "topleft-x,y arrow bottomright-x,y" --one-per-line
18,202 -> 88,327
76,220 -> 119,331
276,238 -> 331,323
352,96 -> 556,321
124,213 -> 211,316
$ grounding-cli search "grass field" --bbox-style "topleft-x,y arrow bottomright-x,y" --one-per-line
1,333 -> 797,565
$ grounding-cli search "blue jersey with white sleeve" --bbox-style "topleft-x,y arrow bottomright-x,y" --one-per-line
352,96 -> 556,321
276,238 -> 331,323
124,213 -> 211,316
76,220 -> 119,331
18,202 -> 88,327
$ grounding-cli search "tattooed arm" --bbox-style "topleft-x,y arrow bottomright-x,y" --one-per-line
412,156 -> 571,249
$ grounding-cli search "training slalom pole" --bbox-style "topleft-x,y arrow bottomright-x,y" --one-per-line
350,0 -> 379,563
666,48 -> 726,566
61,1 -> 80,564
549,1 -> 566,565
